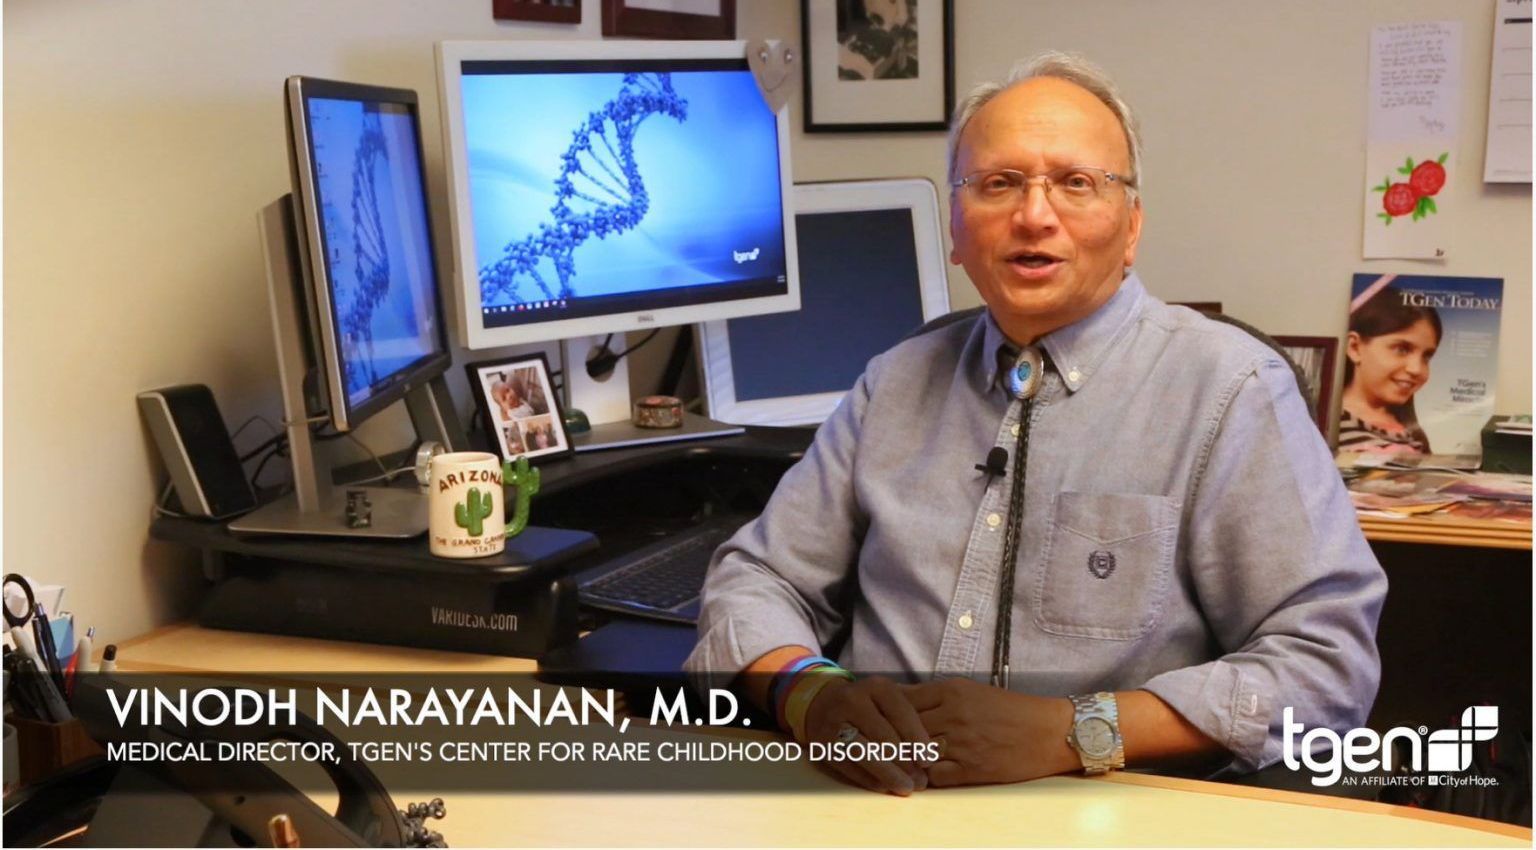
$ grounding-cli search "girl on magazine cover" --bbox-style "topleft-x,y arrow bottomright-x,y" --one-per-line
1339,285 -> 1443,454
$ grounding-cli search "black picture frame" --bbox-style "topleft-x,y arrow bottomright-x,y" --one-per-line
1274,335 -> 1340,438
492,0 -> 581,25
802,0 -> 954,133
602,0 -> 735,39
464,353 -> 574,464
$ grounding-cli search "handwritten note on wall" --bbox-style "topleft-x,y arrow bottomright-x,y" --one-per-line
1364,21 -> 1461,259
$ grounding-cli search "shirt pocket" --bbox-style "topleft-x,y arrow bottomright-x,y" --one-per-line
1032,491 -> 1179,641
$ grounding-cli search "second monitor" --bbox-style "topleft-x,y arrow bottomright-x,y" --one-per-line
698,178 -> 952,427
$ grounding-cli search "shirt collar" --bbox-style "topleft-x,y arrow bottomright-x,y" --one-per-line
982,271 -> 1147,394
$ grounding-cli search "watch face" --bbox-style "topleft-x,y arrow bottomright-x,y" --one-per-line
1075,716 -> 1116,758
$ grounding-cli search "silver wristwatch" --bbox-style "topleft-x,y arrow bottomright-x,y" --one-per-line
1066,691 -> 1125,775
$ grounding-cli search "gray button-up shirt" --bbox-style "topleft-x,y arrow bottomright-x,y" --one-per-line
685,274 -> 1386,771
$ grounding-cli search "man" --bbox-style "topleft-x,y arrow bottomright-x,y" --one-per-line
685,52 -> 1386,795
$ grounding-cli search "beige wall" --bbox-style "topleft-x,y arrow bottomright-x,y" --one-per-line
6,0 -> 1529,642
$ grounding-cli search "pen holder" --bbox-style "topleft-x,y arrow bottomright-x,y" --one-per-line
7,714 -> 103,786
3,723 -> 17,794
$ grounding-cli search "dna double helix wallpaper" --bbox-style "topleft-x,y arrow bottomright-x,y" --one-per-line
460,66 -> 787,311
307,98 -> 441,407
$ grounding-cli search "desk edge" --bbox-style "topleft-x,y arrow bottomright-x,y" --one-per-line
1102,771 -> 1532,840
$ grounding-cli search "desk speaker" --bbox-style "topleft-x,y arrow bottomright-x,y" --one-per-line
137,385 -> 257,519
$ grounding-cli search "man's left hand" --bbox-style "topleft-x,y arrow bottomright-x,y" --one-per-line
904,678 -> 1080,787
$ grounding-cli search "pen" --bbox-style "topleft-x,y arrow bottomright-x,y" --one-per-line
100,644 -> 118,674
16,656 -> 70,722
33,604 -> 63,692
63,650 -> 79,700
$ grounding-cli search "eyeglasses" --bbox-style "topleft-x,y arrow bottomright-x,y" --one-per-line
951,166 -> 1134,210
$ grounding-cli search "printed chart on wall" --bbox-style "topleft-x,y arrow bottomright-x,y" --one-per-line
1344,273 -> 1503,457
1364,21 -> 1461,259
1485,0 -> 1533,182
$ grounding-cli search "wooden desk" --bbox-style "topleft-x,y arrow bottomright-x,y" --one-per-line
116,623 -> 541,676
1358,513 -> 1531,550
111,625 -> 1529,847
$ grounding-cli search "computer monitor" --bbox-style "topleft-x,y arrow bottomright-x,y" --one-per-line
284,76 -> 453,432
229,77 -> 463,538
697,179 -> 952,427
436,40 -> 799,443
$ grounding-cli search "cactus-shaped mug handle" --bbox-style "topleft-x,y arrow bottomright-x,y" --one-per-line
503,457 -> 541,538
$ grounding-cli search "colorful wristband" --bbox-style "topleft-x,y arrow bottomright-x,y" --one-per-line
768,654 -> 838,728
766,654 -> 820,712
784,672 -> 843,744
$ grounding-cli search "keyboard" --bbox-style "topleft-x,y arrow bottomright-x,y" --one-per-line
577,522 -> 740,623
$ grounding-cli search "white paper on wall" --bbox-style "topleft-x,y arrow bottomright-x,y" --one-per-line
1363,21 -> 1461,259
1484,0 -> 1533,183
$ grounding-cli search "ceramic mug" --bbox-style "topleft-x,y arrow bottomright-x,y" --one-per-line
428,451 -> 506,558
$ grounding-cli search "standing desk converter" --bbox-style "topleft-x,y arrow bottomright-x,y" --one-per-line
149,427 -> 813,655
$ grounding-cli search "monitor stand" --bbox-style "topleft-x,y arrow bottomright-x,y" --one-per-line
561,335 -> 743,453
229,197 -> 462,539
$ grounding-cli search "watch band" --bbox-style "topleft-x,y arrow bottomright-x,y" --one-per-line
1067,691 -> 1125,775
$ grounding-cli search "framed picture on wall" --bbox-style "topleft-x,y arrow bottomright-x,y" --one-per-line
602,0 -> 736,39
465,354 -> 574,464
801,0 -> 954,132
1274,335 -> 1339,437
1171,301 -> 1224,315
492,0 -> 581,24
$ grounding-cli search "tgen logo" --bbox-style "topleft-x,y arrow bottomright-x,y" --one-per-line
1283,706 -> 1498,786
733,247 -> 761,264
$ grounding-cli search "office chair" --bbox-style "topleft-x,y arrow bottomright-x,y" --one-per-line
903,307 -> 1317,423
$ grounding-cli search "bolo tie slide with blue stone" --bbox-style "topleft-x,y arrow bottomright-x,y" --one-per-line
1006,346 -> 1045,401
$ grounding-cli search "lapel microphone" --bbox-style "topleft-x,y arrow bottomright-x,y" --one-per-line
975,447 -> 1009,478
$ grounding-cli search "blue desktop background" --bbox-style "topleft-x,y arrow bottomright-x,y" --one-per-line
461,68 -> 786,309
307,97 -> 440,407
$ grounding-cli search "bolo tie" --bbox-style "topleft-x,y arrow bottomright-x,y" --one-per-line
991,345 -> 1044,689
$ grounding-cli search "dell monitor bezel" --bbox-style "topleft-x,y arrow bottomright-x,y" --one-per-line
698,178 -> 953,427
284,75 -> 453,432
435,39 -> 801,352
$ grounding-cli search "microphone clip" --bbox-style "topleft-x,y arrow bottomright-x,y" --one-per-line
975,447 -> 1009,478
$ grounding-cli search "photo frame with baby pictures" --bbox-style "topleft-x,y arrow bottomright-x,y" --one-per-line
465,354 -> 574,464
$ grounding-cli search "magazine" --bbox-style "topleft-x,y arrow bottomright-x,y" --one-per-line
1348,490 -> 1466,515
1439,475 -> 1533,503
1341,273 -> 1503,456
1442,500 -> 1533,524
1347,469 -> 1533,522
1344,451 -> 1482,472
